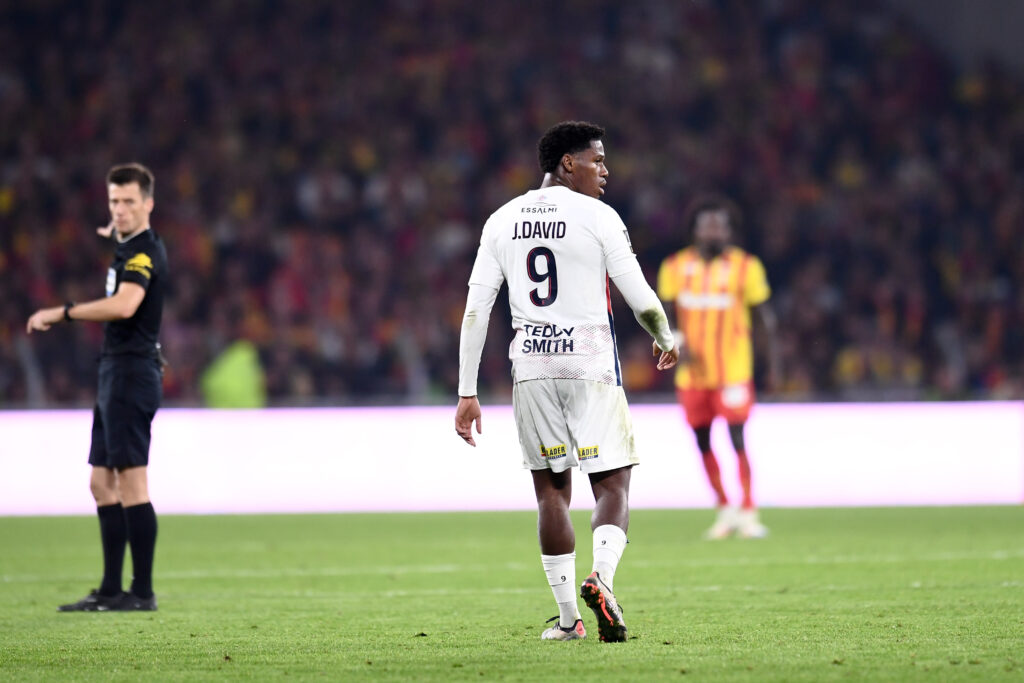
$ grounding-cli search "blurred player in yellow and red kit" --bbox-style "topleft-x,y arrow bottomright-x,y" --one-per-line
657,195 -> 780,539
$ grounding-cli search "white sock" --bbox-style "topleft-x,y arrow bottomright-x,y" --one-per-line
592,524 -> 628,592
541,552 -> 578,628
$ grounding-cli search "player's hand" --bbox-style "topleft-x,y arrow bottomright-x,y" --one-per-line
455,396 -> 483,447
96,222 -> 115,239
653,341 -> 679,370
26,307 -> 62,334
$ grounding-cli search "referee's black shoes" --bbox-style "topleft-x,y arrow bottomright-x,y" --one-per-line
113,591 -> 158,611
57,589 -> 157,612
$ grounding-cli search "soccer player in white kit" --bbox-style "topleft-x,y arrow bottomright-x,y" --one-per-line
455,121 -> 678,642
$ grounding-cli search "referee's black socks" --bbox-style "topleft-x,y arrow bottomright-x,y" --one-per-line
124,502 -> 158,599
97,503 -> 127,597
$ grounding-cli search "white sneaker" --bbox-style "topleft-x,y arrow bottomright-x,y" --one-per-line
704,506 -> 739,539
736,508 -> 769,538
540,616 -> 586,640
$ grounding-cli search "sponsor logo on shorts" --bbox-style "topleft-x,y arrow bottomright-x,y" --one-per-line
540,444 -> 567,459
578,445 -> 599,460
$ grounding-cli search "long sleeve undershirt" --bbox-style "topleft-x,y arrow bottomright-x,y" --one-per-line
457,283 -> 499,397
610,268 -> 675,353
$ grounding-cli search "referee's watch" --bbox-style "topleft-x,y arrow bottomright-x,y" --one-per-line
63,301 -> 75,322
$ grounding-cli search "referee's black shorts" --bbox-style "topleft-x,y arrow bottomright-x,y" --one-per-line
89,355 -> 163,469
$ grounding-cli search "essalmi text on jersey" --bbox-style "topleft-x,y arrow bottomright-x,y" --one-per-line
513,221 -> 566,240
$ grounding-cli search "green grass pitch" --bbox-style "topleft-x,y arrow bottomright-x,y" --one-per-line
1,507 -> 1022,681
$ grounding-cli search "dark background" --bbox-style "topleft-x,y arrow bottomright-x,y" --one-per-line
2,0 -> 1021,407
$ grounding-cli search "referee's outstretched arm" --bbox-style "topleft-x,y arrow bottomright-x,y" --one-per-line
26,282 -> 145,333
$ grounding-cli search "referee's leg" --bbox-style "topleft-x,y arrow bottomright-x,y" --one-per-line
56,399 -> 129,610
108,357 -> 161,607
117,466 -> 158,603
90,465 -> 127,598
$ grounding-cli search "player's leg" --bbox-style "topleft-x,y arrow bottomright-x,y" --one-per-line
568,381 -> 634,643
727,421 -> 767,538
581,468 -> 630,642
697,421 -> 739,539
722,383 -> 766,538
689,387 -> 743,539
728,422 -> 753,510
588,466 -> 630,591
532,468 -> 574,555
679,388 -> 730,510
515,380 -> 584,640
532,469 -> 584,639
694,424 -> 728,507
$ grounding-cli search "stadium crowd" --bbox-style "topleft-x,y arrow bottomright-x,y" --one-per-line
2,0 -> 1022,406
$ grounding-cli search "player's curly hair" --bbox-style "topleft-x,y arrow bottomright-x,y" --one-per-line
684,193 -> 742,234
537,121 -> 606,173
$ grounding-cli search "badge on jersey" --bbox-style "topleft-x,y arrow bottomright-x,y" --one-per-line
105,268 -> 116,297
125,252 -> 154,279
622,229 -> 634,254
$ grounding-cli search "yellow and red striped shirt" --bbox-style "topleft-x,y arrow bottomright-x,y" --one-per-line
657,247 -> 770,390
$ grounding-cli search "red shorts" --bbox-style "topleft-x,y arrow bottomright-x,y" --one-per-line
676,382 -> 755,428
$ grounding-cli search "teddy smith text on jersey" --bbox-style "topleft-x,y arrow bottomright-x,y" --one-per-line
521,324 -> 575,353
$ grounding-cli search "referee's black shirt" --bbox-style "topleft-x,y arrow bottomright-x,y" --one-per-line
101,228 -> 168,358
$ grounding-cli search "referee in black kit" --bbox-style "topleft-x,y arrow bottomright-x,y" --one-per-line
27,163 -> 167,612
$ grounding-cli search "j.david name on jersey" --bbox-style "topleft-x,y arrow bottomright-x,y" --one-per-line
469,186 -> 641,387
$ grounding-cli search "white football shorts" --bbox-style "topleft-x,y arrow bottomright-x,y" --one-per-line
512,378 -> 639,474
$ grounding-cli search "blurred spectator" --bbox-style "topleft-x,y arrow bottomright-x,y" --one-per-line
199,339 -> 266,409
1,0 -> 1021,406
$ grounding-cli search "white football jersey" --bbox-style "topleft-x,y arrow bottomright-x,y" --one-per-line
468,185 -> 643,385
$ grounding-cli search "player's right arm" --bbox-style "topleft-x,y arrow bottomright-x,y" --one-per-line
455,227 -> 504,446
455,283 -> 497,447
457,283 -> 499,399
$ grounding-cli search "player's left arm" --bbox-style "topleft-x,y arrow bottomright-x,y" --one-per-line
26,283 -> 146,333
751,302 -> 781,389
600,210 -> 677,369
745,256 -> 781,390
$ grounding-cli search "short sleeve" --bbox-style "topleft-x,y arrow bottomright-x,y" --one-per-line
744,256 -> 771,306
657,256 -> 677,302
467,225 -> 505,289
598,204 -> 641,278
121,250 -> 155,289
